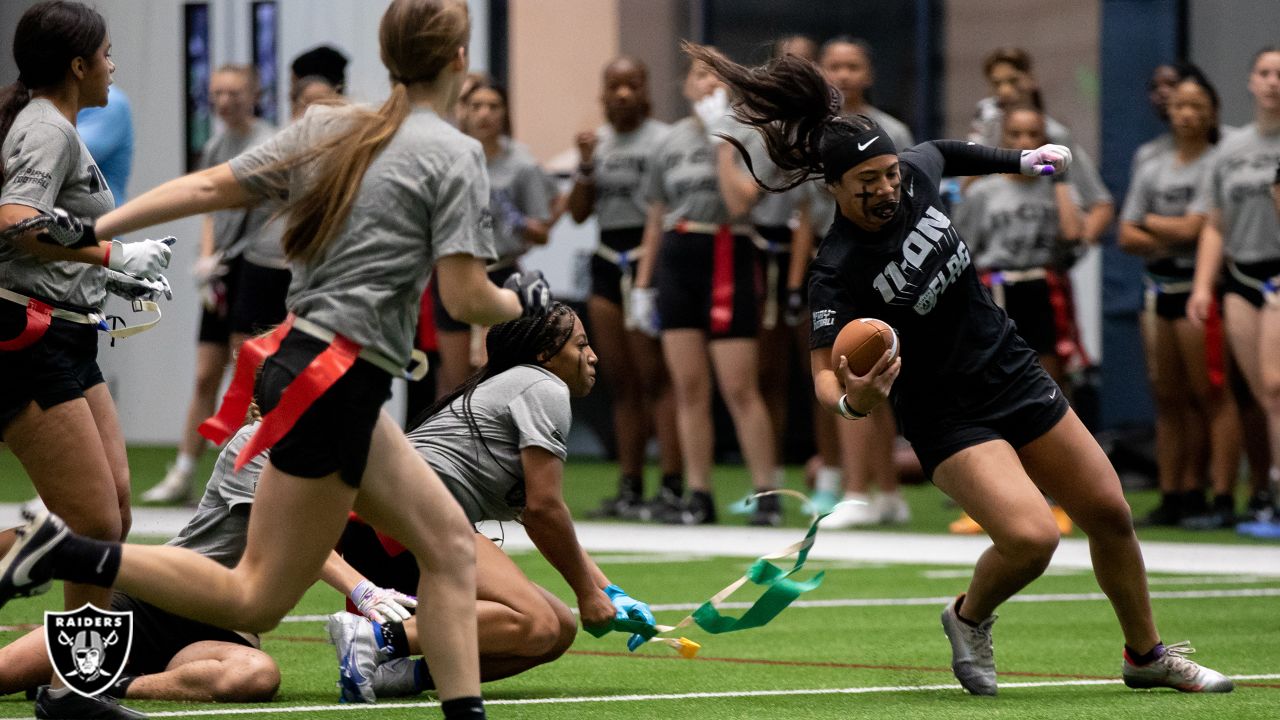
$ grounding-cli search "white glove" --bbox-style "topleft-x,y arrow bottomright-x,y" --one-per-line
107,237 -> 173,280
104,269 -> 172,301
693,87 -> 735,142
628,287 -> 660,337
350,580 -> 416,624
191,254 -> 227,287
1020,143 -> 1072,177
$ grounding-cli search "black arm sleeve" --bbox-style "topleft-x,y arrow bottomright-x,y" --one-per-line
930,140 -> 1022,178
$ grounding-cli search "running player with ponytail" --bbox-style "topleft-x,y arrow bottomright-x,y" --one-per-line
683,41 -> 1232,697
0,2 -> 551,717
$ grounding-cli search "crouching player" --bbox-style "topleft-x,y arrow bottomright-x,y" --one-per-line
322,302 -> 657,703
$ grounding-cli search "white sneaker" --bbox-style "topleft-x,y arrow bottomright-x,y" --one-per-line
370,657 -> 424,698
326,611 -> 386,703
1122,641 -> 1234,692
19,496 -> 46,517
818,493 -> 877,529
874,492 -> 911,525
141,466 -> 192,504
940,596 -> 998,696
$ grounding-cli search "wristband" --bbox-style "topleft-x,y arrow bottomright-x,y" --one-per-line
102,242 -> 111,268
837,394 -> 868,420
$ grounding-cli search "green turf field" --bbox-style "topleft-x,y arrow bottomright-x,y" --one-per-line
1,448 -> 1277,718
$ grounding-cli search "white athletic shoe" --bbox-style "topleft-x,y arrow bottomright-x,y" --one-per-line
940,596 -> 998,696
370,657 -> 424,698
141,465 -> 193,504
326,611 -> 386,703
873,492 -> 911,525
18,496 -> 46,518
1123,641 -> 1234,692
818,493 -> 877,529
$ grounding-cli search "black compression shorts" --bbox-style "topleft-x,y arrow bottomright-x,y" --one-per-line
590,227 -> 645,307
656,229 -> 759,339
111,592 -> 256,675
0,309 -> 103,439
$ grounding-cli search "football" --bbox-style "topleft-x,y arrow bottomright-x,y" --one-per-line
831,318 -> 899,376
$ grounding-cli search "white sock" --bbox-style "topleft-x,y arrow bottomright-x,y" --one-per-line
815,467 -> 841,494
173,453 -> 196,476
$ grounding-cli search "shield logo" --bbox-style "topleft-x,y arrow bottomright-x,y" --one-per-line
44,604 -> 133,698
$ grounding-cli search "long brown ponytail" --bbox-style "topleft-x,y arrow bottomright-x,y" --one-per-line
275,0 -> 468,263
682,41 -> 878,192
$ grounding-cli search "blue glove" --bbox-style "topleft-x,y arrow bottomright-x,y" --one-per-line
604,584 -> 655,652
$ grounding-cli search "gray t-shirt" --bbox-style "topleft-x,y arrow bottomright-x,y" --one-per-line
202,119 -> 277,259
0,99 -> 114,309
968,101 -> 1113,209
646,116 -> 753,227
1130,133 -> 1173,178
745,134 -> 806,229
954,174 -> 1077,270
488,137 -> 553,262
1120,143 -> 1213,271
408,364 -> 570,524
1191,123 -> 1280,263
593,118 -> 669,231
165,422 -> 263,567
230,104 -> 496,366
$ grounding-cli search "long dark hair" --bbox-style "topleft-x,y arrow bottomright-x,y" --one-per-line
683,41 -> 876,192
412,302 -> 576,472
0,1 -> 106,185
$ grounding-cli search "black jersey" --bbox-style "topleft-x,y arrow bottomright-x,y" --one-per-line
808,141 -> 1040,426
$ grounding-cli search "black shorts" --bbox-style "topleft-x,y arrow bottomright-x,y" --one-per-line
0,308 -> 103,440
995,278 -> 1056,356
905,359 -> 1070,481
110,592 -> 256,675
1143,268 -> 1194,321
1223,258 -> 1280,309
656,229 -> 759,339
590,227 -> 644,306
432,265 -> 519,332
254,329 -> 391,488
197,256 -> 243,345
230,261 -> 291,336
754,224 -> 793,312
338,518 -> 420,601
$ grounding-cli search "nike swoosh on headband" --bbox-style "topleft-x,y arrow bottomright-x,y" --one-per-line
856,135 -> 881,152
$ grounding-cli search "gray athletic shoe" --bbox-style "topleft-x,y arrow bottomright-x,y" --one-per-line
325,611 -> 386,703
940,596 -> 998,696
1123,641 -> 1234,692
0,508 -> 67,608
370,657 -> 425,698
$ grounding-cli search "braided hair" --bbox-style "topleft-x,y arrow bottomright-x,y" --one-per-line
412,302 -> 577,473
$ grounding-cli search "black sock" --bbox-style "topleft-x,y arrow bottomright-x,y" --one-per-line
661,473 -> 684,495
414,657 -> 435,690
953,595 -> 981,627
1125,641 -> 1165,665
1182,490 -> 1207,515
1212,494 -> 1235,512
619,474 -> 643,497
384,622 -> 410,659
1159,491 -> 1180,510
51,534 -> 121,587
440,696 -> 485,719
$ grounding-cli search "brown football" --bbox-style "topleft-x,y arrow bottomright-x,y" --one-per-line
831,318 -> 899,376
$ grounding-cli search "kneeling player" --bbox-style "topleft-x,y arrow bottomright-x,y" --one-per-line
323,303 -> 656,702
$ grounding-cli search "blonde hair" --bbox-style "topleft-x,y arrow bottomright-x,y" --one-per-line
275,0 -> 469,263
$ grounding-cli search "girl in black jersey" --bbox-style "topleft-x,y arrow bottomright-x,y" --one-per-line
684,42 -> 1232,697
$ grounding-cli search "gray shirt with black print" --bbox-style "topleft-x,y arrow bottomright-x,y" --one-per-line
230,104 -> 496,367
408,364 -> 571,524
1191,124 -> 1280,263
1121,143 -> 1213,270
592,118 -> 670,232
646,116 -> 756,228
954,175 -> 1079,270
0,99 -> 115,309
201,119 -> 278,261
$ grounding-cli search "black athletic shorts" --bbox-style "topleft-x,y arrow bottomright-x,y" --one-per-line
254,329 -> 391,488
590,227 -> 644,307
0,305 -> 103,440
656,229 -> 759,338
1223,258 -> 1280,309
432,265 -> 519,332
904,357 -> 1070,481
111,592 -> 256,675
230,261 -> 291,336
753,224 -> 793,313
997,278 -> 1056,356
197,256 -> 242,345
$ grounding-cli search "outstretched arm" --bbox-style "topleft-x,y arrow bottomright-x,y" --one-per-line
96,164 -> 257,239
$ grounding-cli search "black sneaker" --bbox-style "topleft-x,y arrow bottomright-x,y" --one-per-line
0,508 -> 66,608
1244,492 -> 1276,523
1137,498 -> 1182,527
638,487 -> 684,522
588,490 -> 644,520
34,686 -> 147,719
1180,509 -> 1236,530
749,493 -> 782,527
664,490 -> 717,525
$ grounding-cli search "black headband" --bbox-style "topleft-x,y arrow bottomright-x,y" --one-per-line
821,126 -> 897,184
